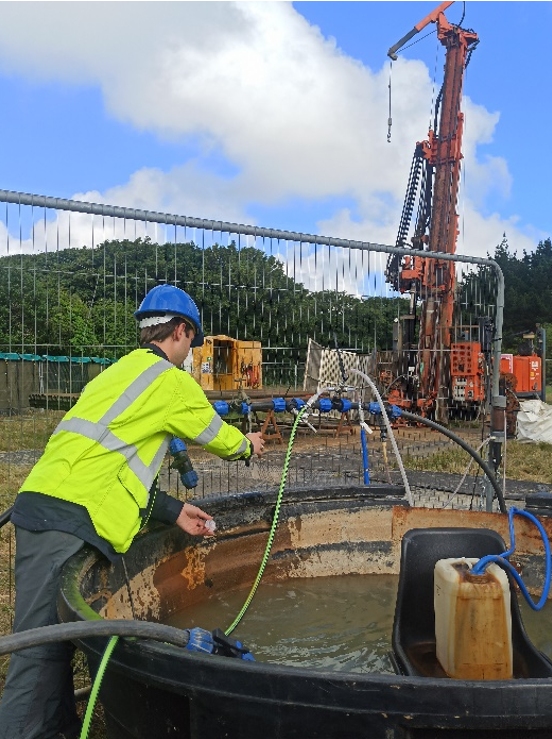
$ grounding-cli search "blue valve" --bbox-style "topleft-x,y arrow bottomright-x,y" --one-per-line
335,398 -> 352,413
169,437 -> 199,489
186,627 -> 214,654
365,402 -> 402,421
318,398 -> 333,413
388,404 -> 402,420
272,397 -> 286,413
185,627 -> 256,660
213,401 -> 230,416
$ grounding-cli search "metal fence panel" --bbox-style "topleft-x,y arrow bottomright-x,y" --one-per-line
0,190 -> 506,643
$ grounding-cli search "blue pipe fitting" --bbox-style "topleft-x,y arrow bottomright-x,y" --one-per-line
388,404 -> 402,420
169,437 -> 199,489
169,437 -> 187,456
334,398 -> 352,413
186,627 -> 214,654
317,398 -> 333,413
213,401 -> 230,416
290,398 -> 306,411
272,397 -> 286,413
364,401 -> 402,421
240,401 -> 251,415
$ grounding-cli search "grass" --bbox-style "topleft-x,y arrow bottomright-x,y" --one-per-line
0,463 -> 32,509
402,439 -> 552,484
0,411 -> 63,452
403,389 -> 552,483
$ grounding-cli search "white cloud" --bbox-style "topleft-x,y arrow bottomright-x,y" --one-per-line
77,164 -> 252,224
270,241 -> 393,298
0,1 -> 543,272
458,203 -> 536,260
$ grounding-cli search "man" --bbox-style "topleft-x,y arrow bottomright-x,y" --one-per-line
0,284 -> 264,739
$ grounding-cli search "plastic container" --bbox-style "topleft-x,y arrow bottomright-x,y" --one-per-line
434,557 -> 513,680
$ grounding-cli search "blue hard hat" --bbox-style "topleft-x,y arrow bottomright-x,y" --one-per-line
134,285 -> 204,347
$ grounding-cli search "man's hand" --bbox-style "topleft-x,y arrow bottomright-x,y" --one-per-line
176,502 -> 215,537
246,431 -> 265,457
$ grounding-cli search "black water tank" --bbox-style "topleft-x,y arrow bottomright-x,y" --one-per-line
57,493 -> 552,739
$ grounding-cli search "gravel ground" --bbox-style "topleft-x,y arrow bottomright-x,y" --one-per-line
1,424 -> 548,513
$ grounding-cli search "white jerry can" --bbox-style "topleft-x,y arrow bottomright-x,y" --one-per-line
434,557 -> 513,680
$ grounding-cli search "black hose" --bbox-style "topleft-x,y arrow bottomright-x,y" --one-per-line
400,410 -> 507,514
0,619 -> 190,657
0,506 -> 13,529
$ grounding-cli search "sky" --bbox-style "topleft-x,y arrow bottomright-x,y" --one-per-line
0,0 -> 550,266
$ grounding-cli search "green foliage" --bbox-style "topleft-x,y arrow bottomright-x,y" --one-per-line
491,236 -> 552,341
4,232 -> 551,368
402,439 -> 552,485
0,238 -> 408,360
459,235 -> 552,355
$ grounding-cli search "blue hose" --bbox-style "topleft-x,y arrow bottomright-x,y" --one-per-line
471,507 -> 551,611
360,427 -> 370,485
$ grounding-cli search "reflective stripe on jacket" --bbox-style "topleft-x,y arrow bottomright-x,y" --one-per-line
19,348 -> 250,553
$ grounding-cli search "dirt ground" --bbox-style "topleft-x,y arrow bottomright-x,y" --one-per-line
160,419 -> 489,503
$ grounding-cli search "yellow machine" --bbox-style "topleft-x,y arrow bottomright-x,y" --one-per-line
192,335 -> 262,392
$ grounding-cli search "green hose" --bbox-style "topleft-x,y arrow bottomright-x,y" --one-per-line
79,409 -> 305,733
225,406 -> 306,636
80,635 -> 119,739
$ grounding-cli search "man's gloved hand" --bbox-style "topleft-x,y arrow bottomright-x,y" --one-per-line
185,627 -> 214,654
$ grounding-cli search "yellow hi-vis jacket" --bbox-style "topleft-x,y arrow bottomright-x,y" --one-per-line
19,348 -> 250,553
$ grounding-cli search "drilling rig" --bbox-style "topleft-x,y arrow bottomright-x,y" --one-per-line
385,1 -> 482,424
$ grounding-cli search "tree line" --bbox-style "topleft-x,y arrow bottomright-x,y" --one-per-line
0,235 -> 550,362
0,238 -> 405,360
461,236 -> 552,354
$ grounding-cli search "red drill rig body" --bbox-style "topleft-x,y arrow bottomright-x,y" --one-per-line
386,2 -> 482,423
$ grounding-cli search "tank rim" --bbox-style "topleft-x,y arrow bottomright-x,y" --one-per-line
57,545 -> 552,692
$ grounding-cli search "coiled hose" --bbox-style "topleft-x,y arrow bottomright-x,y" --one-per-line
471,506 -> 551,610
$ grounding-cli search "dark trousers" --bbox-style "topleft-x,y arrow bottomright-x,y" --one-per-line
0,528 -> 84,739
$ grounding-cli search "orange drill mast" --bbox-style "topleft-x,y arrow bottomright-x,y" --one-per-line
386,2 -> 479,422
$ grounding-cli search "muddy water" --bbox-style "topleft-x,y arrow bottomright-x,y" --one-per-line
167,573 -> 552,675
168,574 -> 398,674
519,600 -> 552,661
